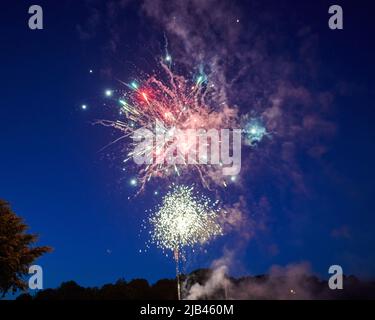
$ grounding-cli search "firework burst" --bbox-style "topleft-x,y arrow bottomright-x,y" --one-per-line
241,115 -> 269,146
149,184 -> 223,252
96,59 -> 238,192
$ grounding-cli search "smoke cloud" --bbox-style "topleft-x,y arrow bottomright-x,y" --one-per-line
185,257 -> 326,300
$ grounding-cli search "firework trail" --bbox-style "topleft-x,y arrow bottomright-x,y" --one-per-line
147,184 -> 223,299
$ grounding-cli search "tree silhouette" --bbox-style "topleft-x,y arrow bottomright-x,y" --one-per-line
0,199 -> 51,297
13,270 -> 375,300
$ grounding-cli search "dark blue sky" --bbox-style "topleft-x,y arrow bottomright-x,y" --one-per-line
1,0 -> 375,291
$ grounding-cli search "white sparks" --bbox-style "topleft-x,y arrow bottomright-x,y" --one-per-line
148,185 -> 223,252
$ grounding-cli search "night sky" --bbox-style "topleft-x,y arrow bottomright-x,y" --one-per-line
1,0 -> 375,291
